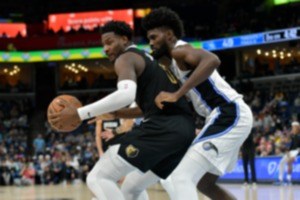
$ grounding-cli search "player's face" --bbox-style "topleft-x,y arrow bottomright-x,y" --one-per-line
292,125 -> 299,134
147,28 -> 169,59
102,32 -> 127,62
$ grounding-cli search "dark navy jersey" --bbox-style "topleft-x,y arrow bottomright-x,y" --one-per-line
123,47 -> 193,119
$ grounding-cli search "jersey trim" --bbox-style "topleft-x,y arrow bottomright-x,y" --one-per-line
192,103 -> 240,144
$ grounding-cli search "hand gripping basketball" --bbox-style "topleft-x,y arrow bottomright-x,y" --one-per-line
47,95 -> 82,132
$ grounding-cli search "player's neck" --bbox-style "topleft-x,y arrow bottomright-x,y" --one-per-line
124,42 -> 136,51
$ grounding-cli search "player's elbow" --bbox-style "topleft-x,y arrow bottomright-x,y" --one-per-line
121,89 -> 136,106
210,56 -> 221,69
126,92 -> 136,105
118,80 -> 136,106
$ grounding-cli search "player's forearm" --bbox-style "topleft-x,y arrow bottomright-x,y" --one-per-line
96,137 -> 104,156
115,107 -> 144,119
177,58 -> 220,98
95,121 -> 104,156
77,80 -> 136,120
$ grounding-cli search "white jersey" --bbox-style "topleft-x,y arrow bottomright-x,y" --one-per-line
170,40 -> 243,117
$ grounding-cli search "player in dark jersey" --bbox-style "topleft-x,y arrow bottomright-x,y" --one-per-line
48,20 -> 195,200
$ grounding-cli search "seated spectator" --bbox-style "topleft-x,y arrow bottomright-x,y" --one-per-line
50,156 -> 62,184
43,165 -> 52,185
257,136 -> 273,156
18,161 -> 35,186
64,154 -> 78,184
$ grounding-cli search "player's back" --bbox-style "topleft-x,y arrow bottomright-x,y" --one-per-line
124,47 -> 193,119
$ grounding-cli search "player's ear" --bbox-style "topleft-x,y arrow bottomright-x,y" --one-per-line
121,36 -> 129,45
165,29 -> 174,41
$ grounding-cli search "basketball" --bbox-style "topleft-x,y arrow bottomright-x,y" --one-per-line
47,95 -> 82,132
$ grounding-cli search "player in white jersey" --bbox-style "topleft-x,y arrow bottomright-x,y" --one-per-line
141,7 -> 253,200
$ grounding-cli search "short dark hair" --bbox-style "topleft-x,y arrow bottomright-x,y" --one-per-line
142,7 -> 184,39
101,20 -> 133,40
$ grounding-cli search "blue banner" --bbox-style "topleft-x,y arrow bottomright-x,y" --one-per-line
202,27 -> 300,51
220,156 -> 300,181
202,33 -> 264,51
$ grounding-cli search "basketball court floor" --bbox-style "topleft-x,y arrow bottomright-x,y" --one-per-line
0,182 -> 299,200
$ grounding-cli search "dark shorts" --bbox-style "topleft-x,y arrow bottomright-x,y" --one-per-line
117,114 -> 195,179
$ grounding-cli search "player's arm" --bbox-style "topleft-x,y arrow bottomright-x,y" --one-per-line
114,106 -> 144,119
95,120 -> 104,157
48,52 -> 139,126
77,53 -> 138,120
171,45 -> 221,99
117,118 -> 135,133
102,118 -> 135,142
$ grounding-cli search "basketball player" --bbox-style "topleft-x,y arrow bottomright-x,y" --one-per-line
278,121 -> 300,184
87,117 -> 134,200
127,7 -> 252,200
48,20 -> 195,200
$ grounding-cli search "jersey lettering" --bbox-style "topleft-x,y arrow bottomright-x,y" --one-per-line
159,64 -> 178,84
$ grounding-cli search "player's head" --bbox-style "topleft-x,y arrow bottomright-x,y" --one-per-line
101,21 -> 133,62
291,121 -> 299,134
142,7 -> 184,59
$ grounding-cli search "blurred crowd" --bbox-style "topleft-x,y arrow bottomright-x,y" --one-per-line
1,0 -> 300,187
0,87 -> 299,186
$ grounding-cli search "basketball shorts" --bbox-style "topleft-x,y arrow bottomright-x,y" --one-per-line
190,99 -> 253,176
117,114 -> 195,179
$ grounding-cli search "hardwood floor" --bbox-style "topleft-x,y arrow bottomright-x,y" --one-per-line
0,182 -> 299,200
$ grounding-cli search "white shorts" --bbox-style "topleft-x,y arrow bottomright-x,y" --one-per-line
189,99 -> 253,176
289,149 -> 299,158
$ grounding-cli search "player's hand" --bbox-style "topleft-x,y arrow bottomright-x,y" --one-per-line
87,113 -> 116,124
102,129 -> 115,142
48,100 -> 81,126
155,91 -> 180,109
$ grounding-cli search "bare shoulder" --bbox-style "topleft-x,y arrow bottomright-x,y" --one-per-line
171,44 -> 194,59
116,51 -> 142,64
115,51 -> 145,77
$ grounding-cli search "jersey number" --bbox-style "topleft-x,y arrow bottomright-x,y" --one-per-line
159,64 -> 178,84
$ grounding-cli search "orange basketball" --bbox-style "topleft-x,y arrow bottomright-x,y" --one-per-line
47,94 -> 82,132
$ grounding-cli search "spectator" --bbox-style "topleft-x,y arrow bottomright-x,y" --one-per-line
241,131 -> 257,187
33,134 -> 45,156
277,121 -> 300,184
50,156 -> 62,184
18,161 -> 35,186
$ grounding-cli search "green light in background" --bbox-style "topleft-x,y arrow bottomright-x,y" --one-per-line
274,0 -> 300,5
0,42 -> 202,63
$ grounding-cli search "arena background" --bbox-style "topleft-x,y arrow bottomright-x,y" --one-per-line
0,0 -> 300,199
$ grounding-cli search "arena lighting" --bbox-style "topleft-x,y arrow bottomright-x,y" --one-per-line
2,65 -> 20,76
64,63 -> 89,74
135,8 -> 151,18
0,23 -> 27,38
48,9 -> 134,32
274,0 -> 300,5
256,49 -> 261,55
1,27 -> 299,62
